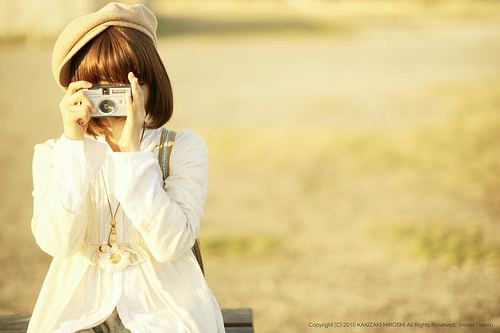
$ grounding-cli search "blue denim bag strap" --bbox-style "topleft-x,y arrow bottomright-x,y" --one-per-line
158,127 -> 173,182
157,128 -> 205,276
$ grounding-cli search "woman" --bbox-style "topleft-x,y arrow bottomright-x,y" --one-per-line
28,3 -> 225,332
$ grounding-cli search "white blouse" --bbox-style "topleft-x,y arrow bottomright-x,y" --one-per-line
27,127 -> 226,333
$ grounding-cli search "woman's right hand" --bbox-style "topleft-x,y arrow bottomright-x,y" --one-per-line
59,81 -> 96,140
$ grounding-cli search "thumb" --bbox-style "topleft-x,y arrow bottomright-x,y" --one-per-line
126,89 -> 134,117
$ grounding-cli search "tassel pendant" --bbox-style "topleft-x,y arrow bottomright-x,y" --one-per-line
109,225 -> 118,243
98,243 -> 131,272
110,252 -> 122,264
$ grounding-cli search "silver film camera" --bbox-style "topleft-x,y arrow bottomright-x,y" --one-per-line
82,84 -> 131,117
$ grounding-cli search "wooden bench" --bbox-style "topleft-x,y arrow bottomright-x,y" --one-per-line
0,308 -> 254,332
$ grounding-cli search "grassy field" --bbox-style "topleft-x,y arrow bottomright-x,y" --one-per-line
1,1 -> 500,332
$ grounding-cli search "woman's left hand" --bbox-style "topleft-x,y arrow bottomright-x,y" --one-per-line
119,72 -> 146,152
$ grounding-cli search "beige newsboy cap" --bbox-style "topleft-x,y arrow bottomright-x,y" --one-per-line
52,2 -> 158,89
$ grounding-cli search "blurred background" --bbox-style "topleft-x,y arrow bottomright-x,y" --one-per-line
1,0 -> 500,332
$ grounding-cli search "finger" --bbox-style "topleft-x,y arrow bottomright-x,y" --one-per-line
128,72 -> 143,104
128,71 -> 135,84
67,91 -> 96,112
64,95 -> 95,117
77,118 -> 87,127
126,88 -> 134,116
66,80 -> 92,96
66,90 -> 85,106
67,104 -> 91,116
128,72 -> 138,100
67,105 -> 91,124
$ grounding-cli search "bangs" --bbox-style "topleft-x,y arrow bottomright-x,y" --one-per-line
68,26 -> 174,139
71,27 -> 147,84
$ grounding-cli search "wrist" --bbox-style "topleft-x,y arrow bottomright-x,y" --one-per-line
118,131 -> 141,152
118,138 -> 140,152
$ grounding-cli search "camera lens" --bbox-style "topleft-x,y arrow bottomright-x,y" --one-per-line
99,99 -> 115,114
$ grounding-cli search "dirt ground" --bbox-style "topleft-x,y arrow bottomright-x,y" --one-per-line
1,1 -> 500,332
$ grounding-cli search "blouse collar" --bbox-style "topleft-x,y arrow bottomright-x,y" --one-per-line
86,127 -> 161,152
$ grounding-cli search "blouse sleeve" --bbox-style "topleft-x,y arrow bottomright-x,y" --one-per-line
109,128 -> 209,263
31,134 -> 108,258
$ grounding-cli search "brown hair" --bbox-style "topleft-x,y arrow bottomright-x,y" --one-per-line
69,26 -> 173,138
